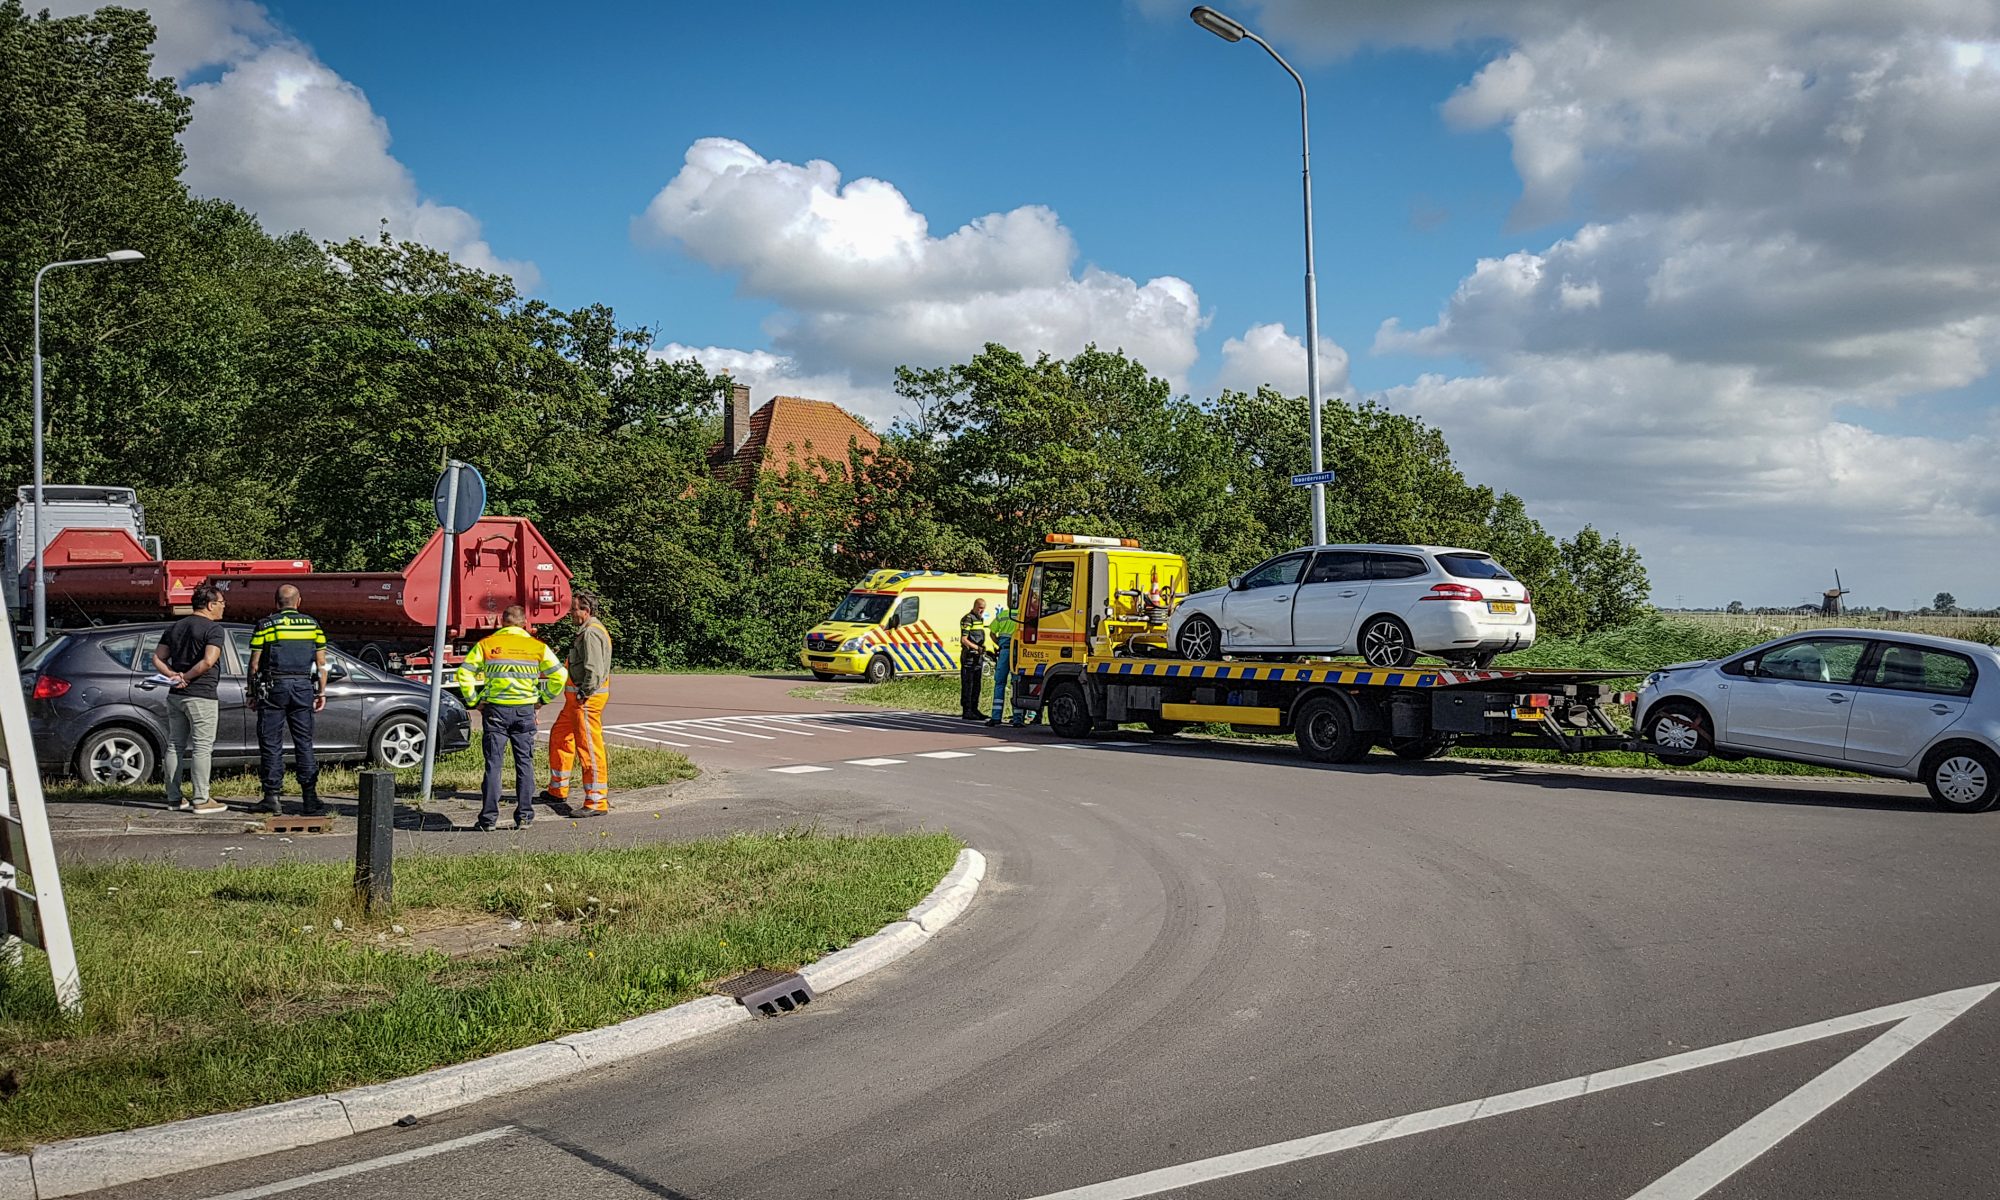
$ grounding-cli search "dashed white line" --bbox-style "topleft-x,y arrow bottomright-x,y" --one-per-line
846,757 -> 906,766
768,764 -> 832,774
915,750 -> 976,759
982,746 -> 1040,753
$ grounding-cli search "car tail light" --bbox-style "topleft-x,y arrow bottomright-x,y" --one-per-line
1521,693 -> 1552,708
31,675 -> 70,700
1522,588 -> 1532,603
1420,583 -> 1485,602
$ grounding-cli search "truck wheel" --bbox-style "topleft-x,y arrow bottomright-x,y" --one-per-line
358,643 -> 389,671
370,714 -> 428,770
1643,701 -> 1712,767
1176,614 -> 1220,660
1144,717 -> 1188,736
77,726 -> 157,786
1046,681 -> 1093,738
1359,617 -> 1418,668
1922,743 -> 2000,813
1389,733 -> 1456,760
1294,696 -> 1368,764
864,654 -> 895,685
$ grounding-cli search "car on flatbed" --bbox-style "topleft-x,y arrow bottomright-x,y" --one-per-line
1634,628 -> 2000,812
1167,544 -> 1535,668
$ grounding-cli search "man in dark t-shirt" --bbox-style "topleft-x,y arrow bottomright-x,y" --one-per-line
151,583 -> 229,813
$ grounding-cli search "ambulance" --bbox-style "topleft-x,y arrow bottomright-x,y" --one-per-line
802,569 -> 1010,683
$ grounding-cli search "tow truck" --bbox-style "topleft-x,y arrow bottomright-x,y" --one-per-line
1011,535 -> 1646,763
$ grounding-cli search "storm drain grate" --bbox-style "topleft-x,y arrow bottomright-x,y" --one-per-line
713,968 -> 816,1016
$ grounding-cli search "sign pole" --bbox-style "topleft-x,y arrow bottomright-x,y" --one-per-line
417,461 -> 462,808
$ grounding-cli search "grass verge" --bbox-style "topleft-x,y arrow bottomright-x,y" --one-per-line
44,744 -> 698,805
0,830 -> 961,1149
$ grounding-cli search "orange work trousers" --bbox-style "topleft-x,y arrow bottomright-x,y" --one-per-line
547,686 -> 609,810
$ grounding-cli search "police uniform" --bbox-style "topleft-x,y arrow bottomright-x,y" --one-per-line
457,624 -> 567,830
249,607 -> 328,815
959,608 -> 990,719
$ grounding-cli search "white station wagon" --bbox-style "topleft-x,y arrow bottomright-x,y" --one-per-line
1634,629 -> 2000,812
1168,544 -> 1536,669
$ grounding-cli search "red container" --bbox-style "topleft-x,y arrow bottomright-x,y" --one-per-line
38,529 -> 310,618
213,517 -> 572,652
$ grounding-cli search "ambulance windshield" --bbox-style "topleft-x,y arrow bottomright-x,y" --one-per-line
828,592 -> 895,624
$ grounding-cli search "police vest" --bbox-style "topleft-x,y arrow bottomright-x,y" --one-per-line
250,609 -> 326,677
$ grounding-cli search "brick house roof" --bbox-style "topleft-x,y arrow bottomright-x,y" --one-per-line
707,395 -> 881,493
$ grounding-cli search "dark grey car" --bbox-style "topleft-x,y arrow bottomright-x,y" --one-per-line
23,622 -> 473,785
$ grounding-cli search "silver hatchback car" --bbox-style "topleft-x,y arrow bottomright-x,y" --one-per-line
1634,629 -> 2000,811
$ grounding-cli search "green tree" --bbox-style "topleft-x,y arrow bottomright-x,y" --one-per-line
1935,592 -> 1957,614
1559,526 -> 1651,635
1726,600 -> 1746,614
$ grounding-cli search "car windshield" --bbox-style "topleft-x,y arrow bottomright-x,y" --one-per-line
1437,553 -> 1515,581
827,592 -> 894,625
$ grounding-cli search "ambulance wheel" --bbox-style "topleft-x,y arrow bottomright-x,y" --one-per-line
811,670 -> 836,682
1144,717 -> 1188,736
1294,696 -> 1368,764
1046,681 -> 1093,738
864,654 -> 894,685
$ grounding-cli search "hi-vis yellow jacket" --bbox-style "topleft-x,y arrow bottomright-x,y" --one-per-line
457,626 -> 567,707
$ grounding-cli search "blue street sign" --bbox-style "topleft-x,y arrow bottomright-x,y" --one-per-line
432,462 -> 487,534
1290,470 -> 1338,487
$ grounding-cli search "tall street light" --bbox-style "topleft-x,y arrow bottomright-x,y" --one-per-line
31,250 -> 146,645
1189,5 -> 1329,546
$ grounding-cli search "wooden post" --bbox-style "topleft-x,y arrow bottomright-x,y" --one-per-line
354,769 -> 395,911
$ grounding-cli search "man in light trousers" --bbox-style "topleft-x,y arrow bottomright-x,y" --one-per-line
152,583 -> 229,814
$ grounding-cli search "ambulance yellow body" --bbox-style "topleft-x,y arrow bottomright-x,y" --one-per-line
801,569 -> 1009,683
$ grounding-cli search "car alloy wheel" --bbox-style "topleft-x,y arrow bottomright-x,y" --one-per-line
1177,614 -> 1219,660
1359,618 -> 1416,668
82,729 -> 155,785
372,716 -> 428,770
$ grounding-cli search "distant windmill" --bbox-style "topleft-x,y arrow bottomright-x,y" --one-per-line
1821,569 -> 1850,617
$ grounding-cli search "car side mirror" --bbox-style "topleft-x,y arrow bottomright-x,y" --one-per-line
327,662 -> 349,681
1228,575 -> 1243,591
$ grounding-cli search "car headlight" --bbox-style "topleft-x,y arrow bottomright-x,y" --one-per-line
840,637 -> 864,652
1643,671 -> 1665,688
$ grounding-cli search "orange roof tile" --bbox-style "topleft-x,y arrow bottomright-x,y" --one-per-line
708,396 -> 880,492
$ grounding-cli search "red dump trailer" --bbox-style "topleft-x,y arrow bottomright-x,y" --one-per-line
36,528 -> 309,622
209,516 -> 573,672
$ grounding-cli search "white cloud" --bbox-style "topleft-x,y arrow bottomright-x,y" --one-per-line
1215,322 -> 1352,398
46,0 -> 535,286
636,138 -> 1204,396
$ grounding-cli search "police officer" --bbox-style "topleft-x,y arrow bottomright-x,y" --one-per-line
457,604 -> 567,831
958,597 -> 990,720
248,584 -> 330,816
985,600 -> 1018,727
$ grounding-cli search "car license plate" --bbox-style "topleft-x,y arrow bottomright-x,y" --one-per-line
1488,601 -> 1517,614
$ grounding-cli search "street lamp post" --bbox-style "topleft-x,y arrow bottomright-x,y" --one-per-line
30,250 -> 145,645
1189,6 -> 1328,547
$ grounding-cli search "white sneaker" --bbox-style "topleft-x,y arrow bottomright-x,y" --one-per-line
190,802 -> 229,815
174,801 -> 193,812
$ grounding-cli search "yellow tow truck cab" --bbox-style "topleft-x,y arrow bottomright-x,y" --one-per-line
802,569 -> 1009,683
1012,534 -> 1189,675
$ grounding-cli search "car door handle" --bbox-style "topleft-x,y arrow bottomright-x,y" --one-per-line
1338,590 -> 1360,597
1274,597 -> 1289,603
1932,703 -> 1954,715
1826,693 -> 1848,704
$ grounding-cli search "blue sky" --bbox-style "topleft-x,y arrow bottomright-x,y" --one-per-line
62,0 -> 2000,608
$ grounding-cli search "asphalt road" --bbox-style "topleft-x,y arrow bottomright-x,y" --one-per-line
72,674 -> 2000,1200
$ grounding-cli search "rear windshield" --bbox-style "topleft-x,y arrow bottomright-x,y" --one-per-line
21,636 -> 69,672
827,593 -> 894,625
1437,553 -> 1515,581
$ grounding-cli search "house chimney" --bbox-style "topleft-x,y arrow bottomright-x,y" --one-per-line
723,382 -> 752,455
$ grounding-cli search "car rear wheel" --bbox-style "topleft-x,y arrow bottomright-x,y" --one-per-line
864,654 -> 895,685
1922,743 -> 2000,813
370,714 -> 428,770
1176,614 -> 1220,660
1046,681 -> 1093,738
77,726 -> 157,786
1358,617 -> 1418,668
1643,701 -> 1712,767
1294,695 -> 1368,764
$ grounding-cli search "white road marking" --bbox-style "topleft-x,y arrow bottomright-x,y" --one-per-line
685,719 -> 774,739
726,717 -> 816,736
630,722 -> 732,743
846,757 -> 907,766
601,730 -> 691,748
198,1125 -> 517,1200
983,746 -> 1041,753
768,764 -> 832,774
1016,981 -> 1999,1200
916,750 -> 976,759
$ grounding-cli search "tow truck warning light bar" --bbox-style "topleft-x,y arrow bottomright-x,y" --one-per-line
1046,533 -> 1141,547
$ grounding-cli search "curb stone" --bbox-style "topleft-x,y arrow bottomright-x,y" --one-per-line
3,847 -> 988,1198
